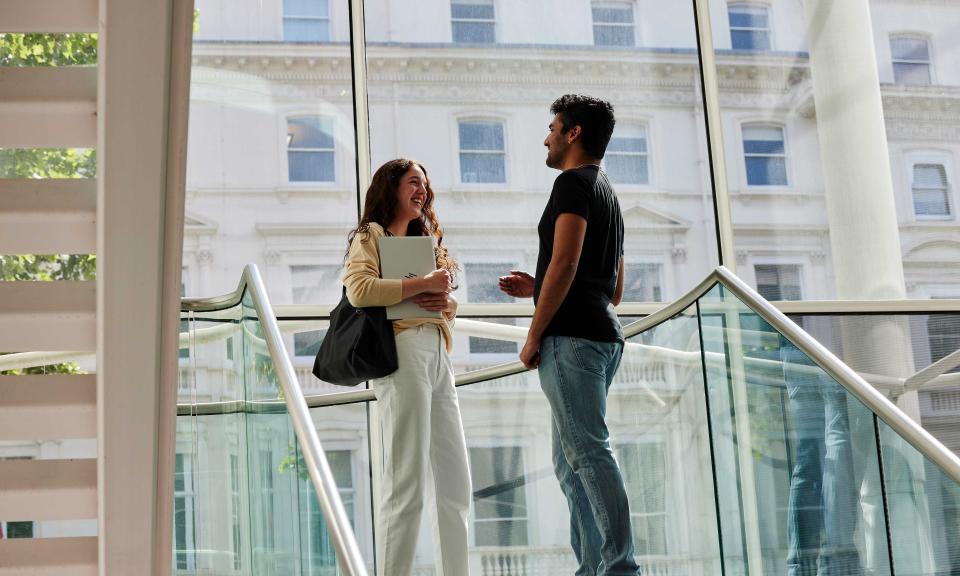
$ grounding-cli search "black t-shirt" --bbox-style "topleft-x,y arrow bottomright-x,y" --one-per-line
534,165 -> 624,343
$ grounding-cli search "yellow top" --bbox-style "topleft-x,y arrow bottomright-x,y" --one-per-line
342,222 -> 454,352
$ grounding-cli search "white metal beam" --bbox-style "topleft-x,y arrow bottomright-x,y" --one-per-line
2,0 -> 98,33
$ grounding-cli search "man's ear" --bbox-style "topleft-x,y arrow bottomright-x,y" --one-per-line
567,124 -> 583,143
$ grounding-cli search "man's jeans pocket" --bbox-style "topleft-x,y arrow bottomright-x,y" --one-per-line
569,337 -> 608,377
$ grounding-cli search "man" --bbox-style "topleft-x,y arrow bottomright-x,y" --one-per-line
499,94 -> 639,576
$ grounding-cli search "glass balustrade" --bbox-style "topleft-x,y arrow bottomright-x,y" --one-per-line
177,278 -> 960,576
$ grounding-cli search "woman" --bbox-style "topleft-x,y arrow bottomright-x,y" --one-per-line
343,158 -> 471,576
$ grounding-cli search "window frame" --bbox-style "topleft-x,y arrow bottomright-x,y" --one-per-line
450,0 -> 497,44
727,2 -> 773,52
282,0 -> 332,43
614,440 -> 669,557
454,116 -> 509,187
905,151 -> 954,221
740,121 -> 790,189
591,1 -> 637,48
889,32 -> 934,86
284,114 -> 338,186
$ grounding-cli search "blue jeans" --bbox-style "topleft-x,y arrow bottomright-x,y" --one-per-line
782,340 -> 863,576
539,335 -> 640,576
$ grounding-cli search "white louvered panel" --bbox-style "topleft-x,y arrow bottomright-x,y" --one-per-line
0,178 -> 97,255
0,282 -> 96,351
0,67 -> 97,103
0,375 -> 96,440
2,0 -> 98,33
0,459 -> 97,521
0,102 -> 96,149
0,537 -> 97,576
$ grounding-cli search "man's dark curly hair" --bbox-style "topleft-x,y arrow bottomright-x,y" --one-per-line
550,94 -> 616,159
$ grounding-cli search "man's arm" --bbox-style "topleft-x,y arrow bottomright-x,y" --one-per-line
612,257 -> 625,307
520,213 -> 587,368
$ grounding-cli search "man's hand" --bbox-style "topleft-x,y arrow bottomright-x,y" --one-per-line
498,270 -> 535,298
411,292 -> 456,315
520,336 -> 541,369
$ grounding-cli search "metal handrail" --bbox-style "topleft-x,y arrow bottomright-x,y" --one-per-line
182,264 -> 368,576
180,265 -> 960,488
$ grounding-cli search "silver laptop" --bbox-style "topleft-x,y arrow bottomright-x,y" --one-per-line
379,236 -> 442,320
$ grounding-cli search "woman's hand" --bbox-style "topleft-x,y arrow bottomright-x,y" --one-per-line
422,268 -> 453,294
412,292 -> 456,316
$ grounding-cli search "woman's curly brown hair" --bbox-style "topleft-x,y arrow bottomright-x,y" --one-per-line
347,158 -> 459,284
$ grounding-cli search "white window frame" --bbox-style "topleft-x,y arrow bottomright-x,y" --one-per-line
904,151 -> 954,221
284,114 -> 337,186
591,1 -> 637,48
454,115 -> 509,187
282,0 -> 331,42
605,120 -> 652,189
728,2 -> 773,52
614,440 -> 669,557
890,33 -> 933,85
450,0 -> 496,44
740,121 -> 790,189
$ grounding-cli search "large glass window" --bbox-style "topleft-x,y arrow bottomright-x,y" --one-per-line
287,117 -> 336,183
283,0 -> 331,42
451,0 -> 495,44
469,446 -> 529,547
606,123 -> 649,186
912,162 -> 952,218
618,443 -> 667,556
728,4 -> 771,51
592,3 -> 635,47
891,35 -> 932,85
230,453 -> 242,571
290,265 -> 339,357
458,120 -> 506,184
742,124 -> 788,187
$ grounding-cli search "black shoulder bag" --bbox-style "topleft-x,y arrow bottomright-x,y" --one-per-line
312,288 -> 398,386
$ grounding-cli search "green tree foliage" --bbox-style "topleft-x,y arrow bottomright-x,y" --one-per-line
0,33 -> 97,66
0,148 -> 96,179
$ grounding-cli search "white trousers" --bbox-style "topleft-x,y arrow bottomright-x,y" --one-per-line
371,324 -> 472,576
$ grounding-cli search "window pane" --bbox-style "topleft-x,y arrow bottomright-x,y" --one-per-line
451,2 -> 495,20
622,263 -> 662,302
914,188 -> 951,216
593,6 -> 634,24
594,25 -> 634,47
460,152 -> 505,183
729,8 -> 769,28
289,150 -> 335,182
294,329 -> 326,356
891,37 -> 930,61
466,264 -> 518,354
914,164 -> 948,188
459,122 -> 504,151
470,446 -> 528,547
745,156 -> 787,186
284,0 -> 329,18
893,62 -> 932,85
452,22 -> 495,43
731,30 -> 770,51
284,19 -> 330,42
288,117 -> 335,149
755,264 -> 802,301
605,154 -> 649,185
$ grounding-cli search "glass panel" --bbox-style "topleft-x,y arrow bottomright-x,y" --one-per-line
718,3 -> 960,300
175,295 -> 365,574
451,2 -> 495,20
452,22 -> 495,44
366,1 -> 716,305
699,284 -> 891,576
184,0 -> 355,300
454,305 -> 722,574
879,421 -> 960,575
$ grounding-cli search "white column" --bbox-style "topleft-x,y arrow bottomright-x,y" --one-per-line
801,0 -> 917,416
97,0 -> 189,573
